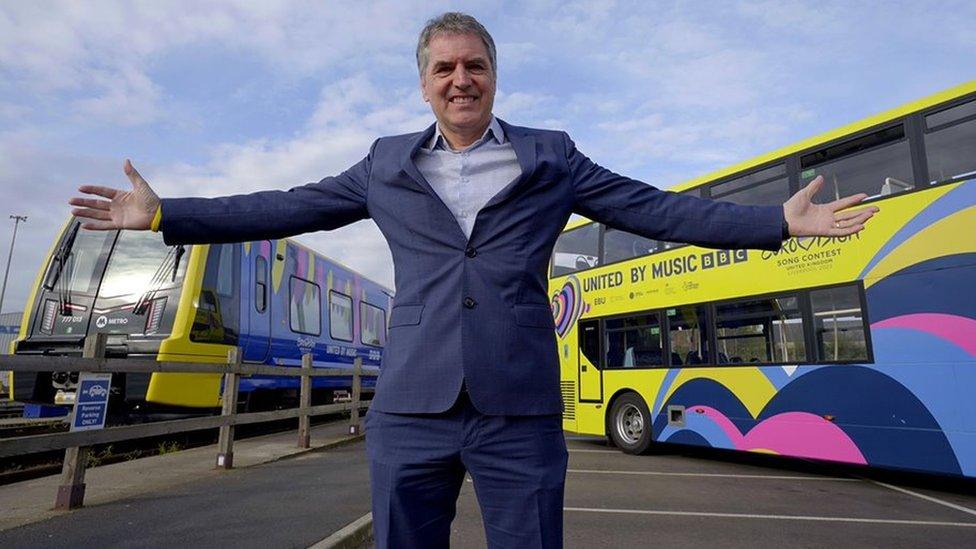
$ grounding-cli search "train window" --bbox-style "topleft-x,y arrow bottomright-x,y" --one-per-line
289,277 -> 320,336
800,125 -> 914,200
711,164 -> 789,206
605,313 -> 663,369
254,256 -> 268,313
191,243 -> 240,345
810,284 -> 869,362
924,99 -> 976,184
603,228 -> 658,264
667,305 -> 710,366
100,231 -> 186,298
360,302 -> 386,347
714,295 -> 806,364
551,222 -> 600,277
329,291 -> 353,342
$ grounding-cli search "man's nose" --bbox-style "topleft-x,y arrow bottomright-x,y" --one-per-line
452,66 -> 472,87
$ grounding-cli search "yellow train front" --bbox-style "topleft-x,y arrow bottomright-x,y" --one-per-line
9,220 -> 392,417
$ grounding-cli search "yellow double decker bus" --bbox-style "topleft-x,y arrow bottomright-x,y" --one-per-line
549,82 -> 976,477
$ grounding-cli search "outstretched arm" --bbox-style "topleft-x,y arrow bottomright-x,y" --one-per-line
70,159 -> 159,231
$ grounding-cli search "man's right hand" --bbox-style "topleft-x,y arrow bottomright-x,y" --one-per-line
70,159 -> 160,230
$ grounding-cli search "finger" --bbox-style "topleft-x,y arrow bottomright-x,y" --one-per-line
124,159 -> 148,189
803,175 -> 824,198
829,193 -> 869,212
834,206 -> 877,222
68,197 -> 112,210
72,207 -> 112,221
79,219 -> 119,231
78,185 -> 121,199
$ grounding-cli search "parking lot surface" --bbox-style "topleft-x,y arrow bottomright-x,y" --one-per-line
448,435 -> 976,548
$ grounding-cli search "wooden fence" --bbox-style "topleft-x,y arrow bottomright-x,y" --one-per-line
0,333 -> 376,510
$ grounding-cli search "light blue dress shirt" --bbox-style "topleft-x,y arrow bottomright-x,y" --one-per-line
414,116 -> 522,240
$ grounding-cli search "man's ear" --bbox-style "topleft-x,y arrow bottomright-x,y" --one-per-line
420,77 -> 429,103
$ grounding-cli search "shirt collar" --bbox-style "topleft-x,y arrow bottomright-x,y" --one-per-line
425,116 -> 505,151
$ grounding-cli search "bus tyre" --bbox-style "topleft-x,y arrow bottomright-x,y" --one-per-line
608,392 -> 653,455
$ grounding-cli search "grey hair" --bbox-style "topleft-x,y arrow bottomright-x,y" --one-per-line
416,12 -> 497,76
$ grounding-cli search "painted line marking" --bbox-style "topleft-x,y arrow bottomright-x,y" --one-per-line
568,469 -> 857,481
866,478 -> 976,518
564,507 -> 976,528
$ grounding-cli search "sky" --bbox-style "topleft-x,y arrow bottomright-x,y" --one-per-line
0,0 -> 974,314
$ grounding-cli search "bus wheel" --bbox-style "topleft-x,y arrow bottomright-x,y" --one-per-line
608,392 -> 653,455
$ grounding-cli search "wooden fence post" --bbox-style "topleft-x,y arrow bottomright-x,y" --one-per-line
349,357 -> 362,435
55,332 -> 107,510
216,348 -> 240,469
298,353 -> 312,448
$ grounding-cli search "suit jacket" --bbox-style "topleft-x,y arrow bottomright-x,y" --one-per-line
159,119 -> 785,415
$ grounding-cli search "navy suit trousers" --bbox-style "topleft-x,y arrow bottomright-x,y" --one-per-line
365,391 -> 568,548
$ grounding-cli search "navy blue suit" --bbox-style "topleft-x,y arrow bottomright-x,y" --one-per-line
159,120 -> 784,547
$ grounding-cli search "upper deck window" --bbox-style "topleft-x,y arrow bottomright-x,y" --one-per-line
551,222 -> 600,277
800,125 -> 914,201
924,98 -> 976,184
710,163 -> 790,206
603,228 -> 659,264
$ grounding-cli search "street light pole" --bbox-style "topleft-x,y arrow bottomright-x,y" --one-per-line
0,215 -> 28,316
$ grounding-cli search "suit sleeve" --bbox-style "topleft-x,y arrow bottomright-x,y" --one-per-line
565,133 -> 784,251
158,141 -> 375,246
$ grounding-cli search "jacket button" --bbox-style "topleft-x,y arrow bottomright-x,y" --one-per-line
465,247 -> 477,258
463,297 -> 477,309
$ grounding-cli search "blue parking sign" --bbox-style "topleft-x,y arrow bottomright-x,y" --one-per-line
71,373 -> 112,431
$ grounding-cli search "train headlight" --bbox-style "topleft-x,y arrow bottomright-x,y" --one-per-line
145,297 -> 167,334
41,299 -> 57,334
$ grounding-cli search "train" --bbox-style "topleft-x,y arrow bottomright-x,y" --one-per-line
8,217 -> 392,416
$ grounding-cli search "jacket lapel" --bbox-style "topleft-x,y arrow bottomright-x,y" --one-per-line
400,123 -> 438,196
483,119 -> 536,209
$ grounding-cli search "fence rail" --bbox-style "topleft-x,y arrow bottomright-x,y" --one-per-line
0,333 -> 376,510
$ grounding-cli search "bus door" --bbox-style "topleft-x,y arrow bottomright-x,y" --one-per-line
578,318 -> 603,401
242,246 -> 271,362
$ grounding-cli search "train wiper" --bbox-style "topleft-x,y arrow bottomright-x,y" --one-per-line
133,245 -> 183,315
43,222 -> 80,291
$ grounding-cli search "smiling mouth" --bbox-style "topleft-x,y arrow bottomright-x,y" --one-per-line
450,96 -> 477,104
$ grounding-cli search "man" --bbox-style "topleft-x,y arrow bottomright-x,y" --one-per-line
70,12 -> 877,549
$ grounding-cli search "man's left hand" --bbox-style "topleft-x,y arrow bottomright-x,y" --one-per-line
783,175 -> 880,238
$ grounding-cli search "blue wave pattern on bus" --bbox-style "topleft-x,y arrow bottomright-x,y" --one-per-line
651,179 -> 975,476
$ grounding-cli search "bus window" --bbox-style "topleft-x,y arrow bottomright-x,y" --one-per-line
710,164 -> 790,206
579,319 -> 601,368
551,222 -> 600,277
603,228 -> 658,264
800,125 -> 914,201
924,98 -> 976,184
605,314 -> 663,369
289,276 -> 321,336
667,305 -> 710,366
714,296 -> 805,364
360,302 -> 386,347
811,285 -> 869,362
329,290 -> 353,341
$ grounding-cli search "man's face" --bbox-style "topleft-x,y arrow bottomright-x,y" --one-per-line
421,32 -> 495,139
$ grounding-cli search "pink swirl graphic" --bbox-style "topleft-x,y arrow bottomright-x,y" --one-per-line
551,276 -> 589,338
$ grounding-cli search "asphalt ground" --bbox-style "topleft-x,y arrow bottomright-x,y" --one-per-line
444,436 -> 976,548
3,430 -> 975,548
0,442 -> 371,548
